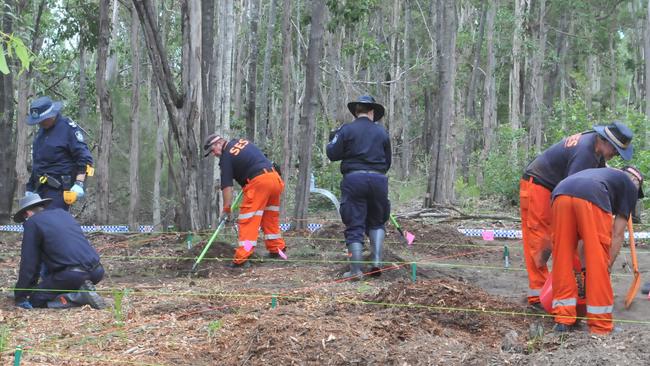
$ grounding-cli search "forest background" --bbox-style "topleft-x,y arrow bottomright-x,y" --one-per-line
0,0 -> 648,231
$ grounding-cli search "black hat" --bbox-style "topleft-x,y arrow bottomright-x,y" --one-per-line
13,193 -> 52,223
203,133 -> 227,157
347,95 -> 385,122
593,121 -> 634,161
622,166 -> 644,199
26,96 -> 63,125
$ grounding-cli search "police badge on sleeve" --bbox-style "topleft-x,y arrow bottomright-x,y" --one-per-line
75,130 -> 84,142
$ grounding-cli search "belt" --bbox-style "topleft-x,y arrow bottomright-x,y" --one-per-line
345,170 -> 385,175
65,262 -> 102,273
247,167 -> 275,182
521,173 -> 553,191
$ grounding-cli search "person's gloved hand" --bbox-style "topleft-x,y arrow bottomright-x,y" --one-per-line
25,191 -> 37,197
70,181 -> 85,198
328,129 -> 338,141
16,300 -> 33,309
220,206 -> 231,223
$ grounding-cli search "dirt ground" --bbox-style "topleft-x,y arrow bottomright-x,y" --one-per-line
1,218 -> 650,365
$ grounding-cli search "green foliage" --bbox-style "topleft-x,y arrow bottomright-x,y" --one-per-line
478,126 -> 528,202
207,320 -> 222,338
0,325 -> 8,359
326,0 -> 380,32
0,32 -> 32,74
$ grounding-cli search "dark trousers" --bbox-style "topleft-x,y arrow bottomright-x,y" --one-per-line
339,172 -> 390,244
37,185 -> 70,211
31,264 -> 104,308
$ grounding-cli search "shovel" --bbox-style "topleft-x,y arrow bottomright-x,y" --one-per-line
389,213 -> 415,245
191,191 -> 243,272
624,218 -> 641,309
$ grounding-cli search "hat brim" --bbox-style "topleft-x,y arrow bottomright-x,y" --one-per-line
347,102 -> 386,122
26,101 -> 63,126
13,198 -> 52,223
593,125 -> 633,161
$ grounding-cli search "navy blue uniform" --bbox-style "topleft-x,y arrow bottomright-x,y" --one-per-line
14,209 -> 103,308
552,168 -> 638,218
327,116 -> 392,244
524,132 -> 605,190
219,138 -> 273,188
27,114 -> 93,210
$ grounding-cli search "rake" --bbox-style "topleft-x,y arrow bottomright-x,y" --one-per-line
624,218 -> 641,309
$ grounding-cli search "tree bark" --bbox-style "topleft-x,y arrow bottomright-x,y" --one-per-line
0,0 -> 16,223
478,0 -> 497,185
246,0 -> 261,141
200,0 -> 216,225
293,0 -> 325,229
128,7 -> 142,231
133,0 -> 204,230
399,0 -> 412,179
79,45 -> 88,123
279,0 -> 293,220
425,0 -> 457,206
257,0 -> 277,148
509,0 -> 525,156
464,2 -> 487,121
609,16 -> 618,110
645,0 -> 650,125
95,0 -> 115,224
528,0 -> 546,153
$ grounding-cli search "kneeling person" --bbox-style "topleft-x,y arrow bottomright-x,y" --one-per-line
13,194 -> 106,309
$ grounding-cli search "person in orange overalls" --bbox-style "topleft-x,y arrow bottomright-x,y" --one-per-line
203,134 -> 286,267
519,121 -> 633,309
551,166 -> 643,334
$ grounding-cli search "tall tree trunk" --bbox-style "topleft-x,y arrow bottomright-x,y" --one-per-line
128,7 -> 142,231
105,0 -> 120,82
478,0 -> 497,185
133,0 -> 204,230
246,0 -> 261,141
510,0 -> 525,156
388,0 -> 401,178
399,0 -> 412,179
293,0 -> 325,229
258,0 -> 277,148
279,0 -> 293,220
645,0 -> 650,127
79,45 -> 88,123
609,17 -> 618,110
0,0 -> 16,223
528,0 -> 546,153
95,0 -> 115,224
425,0 -> 457,206
200,0 -> 216,225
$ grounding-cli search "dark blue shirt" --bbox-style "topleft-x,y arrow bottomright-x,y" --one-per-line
552,168 -> 638,217
219,138 -> 272,188
14,209 -> 101,302
524,132 -> 605,190
27,114 -> 93,191
326,116 -> 392,174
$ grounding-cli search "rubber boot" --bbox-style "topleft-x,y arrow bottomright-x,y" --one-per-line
48,281 -> 107,309
343,242 -> 364,280
369,229 -> 385,277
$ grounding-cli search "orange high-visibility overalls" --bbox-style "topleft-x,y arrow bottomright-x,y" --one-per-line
519,177 -> 552,304
551,195 -> 614,334
233,169 -> 286,264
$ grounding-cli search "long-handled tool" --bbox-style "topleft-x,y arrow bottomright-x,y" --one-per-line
389,213 -> 415,245
191,191 -> 243,272
624,218 -> 641,309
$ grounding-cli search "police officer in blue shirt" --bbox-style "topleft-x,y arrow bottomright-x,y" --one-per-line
25,96 -> 93,211
327,95 -> 392,279
12,193 -> 105,309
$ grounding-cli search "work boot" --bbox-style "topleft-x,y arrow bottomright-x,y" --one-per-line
528,302 -> 546,313
553,323 -> 572,333
368,229 -> 385,277
343,242 -> 364,280
79,280 -> 107,309
47,294 -> 82,309
265,247 -> 287,259
226,261 -> 251,269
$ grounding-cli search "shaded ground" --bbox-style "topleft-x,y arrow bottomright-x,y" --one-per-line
1,218 -> 649,365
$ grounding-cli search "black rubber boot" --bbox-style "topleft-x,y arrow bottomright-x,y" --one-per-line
343,242 -> 364,280
47,294 -> 82,309
47,281 -> 106,309
368,229 -> 385,277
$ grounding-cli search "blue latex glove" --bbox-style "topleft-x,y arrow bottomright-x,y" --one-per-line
16,300 -> 33,309
25,191 -> 37,196
70,182 -> 85,198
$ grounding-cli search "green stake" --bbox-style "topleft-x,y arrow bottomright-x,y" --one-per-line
186,233 -> 193,249
504,245 -> 510,268
271,294 -> 277,308
411,262 -> 417,283
14,345 -> 22,366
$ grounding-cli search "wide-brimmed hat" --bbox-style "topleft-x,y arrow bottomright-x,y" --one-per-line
347,95 -> 385,122
593,121 -> 633,161
13,193 -> 52,223
203,133 -> 227,157
622,166 -> 645,199
26,96 -> 63,125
